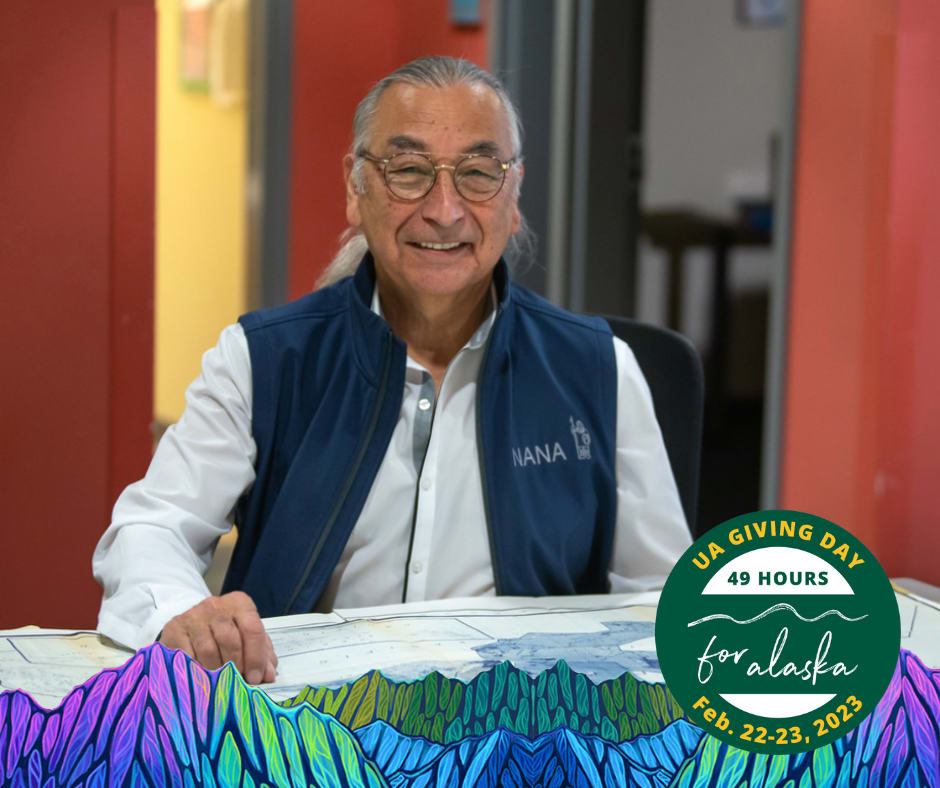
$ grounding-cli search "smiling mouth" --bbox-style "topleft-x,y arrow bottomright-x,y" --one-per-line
410,241 -> 468,251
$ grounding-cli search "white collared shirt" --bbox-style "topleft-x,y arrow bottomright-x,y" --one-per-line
93,290 -> 691,650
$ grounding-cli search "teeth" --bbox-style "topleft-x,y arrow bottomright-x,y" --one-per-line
418,242 -> 462,250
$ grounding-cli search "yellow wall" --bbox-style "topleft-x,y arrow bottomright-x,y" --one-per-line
155,0 -> 248,423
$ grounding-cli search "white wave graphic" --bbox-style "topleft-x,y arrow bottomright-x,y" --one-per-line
686,603 -> 868,628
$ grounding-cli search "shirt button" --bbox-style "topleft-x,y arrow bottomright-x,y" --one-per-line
418,397 -> 432,411
411,561 -> 423,574
420,477 -> 432,491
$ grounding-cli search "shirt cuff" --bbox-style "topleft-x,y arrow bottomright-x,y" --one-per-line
97,587 -> 209,651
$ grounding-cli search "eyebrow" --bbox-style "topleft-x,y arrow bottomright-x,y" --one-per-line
383,135 -> 507,158
385,135 -> 426,152
462,140 -> 504,157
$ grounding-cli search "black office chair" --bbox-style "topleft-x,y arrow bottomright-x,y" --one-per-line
600,316 -> 704,536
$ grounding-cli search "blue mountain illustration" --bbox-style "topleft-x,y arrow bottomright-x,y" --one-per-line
354,717 -> 704,787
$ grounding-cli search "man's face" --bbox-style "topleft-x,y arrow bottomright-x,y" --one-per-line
344,81 -> 522,305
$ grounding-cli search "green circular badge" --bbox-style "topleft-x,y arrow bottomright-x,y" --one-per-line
656,510 -> 900,753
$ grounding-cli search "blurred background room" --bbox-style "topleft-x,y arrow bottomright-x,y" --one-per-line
2,0 -> 938,630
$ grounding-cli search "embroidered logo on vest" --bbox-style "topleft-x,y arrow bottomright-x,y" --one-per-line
569,416 -> 592,460
511,442 -> 569,467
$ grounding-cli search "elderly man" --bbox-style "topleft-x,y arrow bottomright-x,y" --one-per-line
93,57 -> 690,686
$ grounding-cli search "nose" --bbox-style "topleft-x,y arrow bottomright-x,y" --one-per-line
419,164 -> 466,227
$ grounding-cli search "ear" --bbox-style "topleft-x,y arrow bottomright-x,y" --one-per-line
343,153 -> 362,227
510,162 -> 524,234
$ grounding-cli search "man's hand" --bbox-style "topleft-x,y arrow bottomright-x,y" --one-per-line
159,591 -> 277,684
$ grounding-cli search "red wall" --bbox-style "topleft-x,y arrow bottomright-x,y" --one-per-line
782,0 -> 940,584
288,0 -> 488,298
0,1 -> 155,628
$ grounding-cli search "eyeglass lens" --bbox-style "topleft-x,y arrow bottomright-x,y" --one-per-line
383,154 -> 505,201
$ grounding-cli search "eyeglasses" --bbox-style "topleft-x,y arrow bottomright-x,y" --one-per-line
358,151 -> 514,202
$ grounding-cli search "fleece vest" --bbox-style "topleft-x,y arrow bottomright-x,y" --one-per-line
225,255 -> 618,617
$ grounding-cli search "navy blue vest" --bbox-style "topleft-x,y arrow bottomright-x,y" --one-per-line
225,256 -> 618,616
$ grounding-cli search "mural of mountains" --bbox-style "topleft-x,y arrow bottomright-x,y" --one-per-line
0,646 -> 389,788
0,644 -> 937,787
354,717 -> 703,788
282,658 -> 684,743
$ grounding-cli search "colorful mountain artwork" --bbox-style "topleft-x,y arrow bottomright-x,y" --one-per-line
1,643 -> 938,787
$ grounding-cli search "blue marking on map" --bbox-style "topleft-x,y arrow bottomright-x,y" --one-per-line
472,620 -> 658,682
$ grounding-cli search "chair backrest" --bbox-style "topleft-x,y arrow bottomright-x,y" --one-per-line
600,316 -> 704,535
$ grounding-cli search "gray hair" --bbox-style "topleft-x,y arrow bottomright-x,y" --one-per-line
317,56 -> 535,289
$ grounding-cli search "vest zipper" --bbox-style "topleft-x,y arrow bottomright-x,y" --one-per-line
401,395 -> 434,603
282,332 -> 395,614
475,335 -> 502,594
400,449 -> 426,603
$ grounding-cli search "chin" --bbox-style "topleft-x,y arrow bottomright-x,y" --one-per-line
409,270 -> 481,298
400,255 -> 482,286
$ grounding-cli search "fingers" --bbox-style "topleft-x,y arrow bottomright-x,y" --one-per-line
263,654 -> 277,684
231,598 -> 269,685
158,592 -> 277,684
208,606 -> 244,674
223,591 -> 277,684
160,598 -> 227,670
158,619 -> 199,661
266,630 -> 279,680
